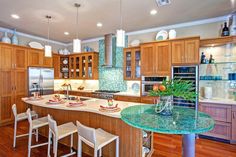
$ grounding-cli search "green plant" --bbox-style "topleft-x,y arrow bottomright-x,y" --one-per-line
148,79 -> 197,101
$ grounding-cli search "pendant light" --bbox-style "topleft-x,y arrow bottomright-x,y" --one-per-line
73,3 -> 81,53
45,15 -> 52,57
116,0 -> 125,47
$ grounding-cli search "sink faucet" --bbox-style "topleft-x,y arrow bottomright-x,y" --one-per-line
62,83 -> 72,100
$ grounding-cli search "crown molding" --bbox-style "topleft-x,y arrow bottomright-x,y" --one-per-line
0,27 -> 67,46
0,15 -> 228,46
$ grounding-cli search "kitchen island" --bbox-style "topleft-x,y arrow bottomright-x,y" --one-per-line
22,95 -> 146,157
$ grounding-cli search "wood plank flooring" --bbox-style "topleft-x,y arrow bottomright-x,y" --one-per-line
0,121 -> 236,157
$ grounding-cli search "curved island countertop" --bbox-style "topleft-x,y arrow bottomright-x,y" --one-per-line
121,105 -> 215,134
22,94 -> 140,118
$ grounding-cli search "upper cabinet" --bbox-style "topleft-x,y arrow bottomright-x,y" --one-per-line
28,49 -> 52,67
124,47 -> 141,80
13,47 -> 28,69
172,37 -> 200,64
0,44 -> 13,70
141,42 -> 171,76
69,52 -> 99,80
53,54 -> 60,79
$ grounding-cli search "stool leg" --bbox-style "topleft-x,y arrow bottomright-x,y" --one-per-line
99,148 -> 102,157
47,131 -> 52,157
54,139 -> 58,157
116,138 -> 119,157
78,138 -> 82,157
94,148 -> 98,157
36,128 -> 39,142
70,134 -> 73,153
28,129 -> 32,157
13,119 -> 17,148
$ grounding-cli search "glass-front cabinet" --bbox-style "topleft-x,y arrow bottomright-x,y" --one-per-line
68,52 -> 99,79
124,47 -> 141,80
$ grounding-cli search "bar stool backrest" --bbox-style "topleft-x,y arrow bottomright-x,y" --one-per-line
76,121 -> 96,145
12,104 -> 17,118
26,108 -> 33,128
47,115 -> 58,138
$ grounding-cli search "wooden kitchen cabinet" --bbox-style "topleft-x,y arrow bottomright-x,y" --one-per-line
28,49 -> 52,67
232,106 -> 236,142
172,37 -> 200,64
53,54 -> 61,79
0,44 -> 13,70
141,43 -> 156,76
69,52 -> 99,79
43,56 -> 53,67
141,42 -> 171,76
13,46 -> 28,69
124,47 -> 141,80
113,95 -> 141,103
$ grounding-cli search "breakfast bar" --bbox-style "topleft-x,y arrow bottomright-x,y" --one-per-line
22,95 -> 144,157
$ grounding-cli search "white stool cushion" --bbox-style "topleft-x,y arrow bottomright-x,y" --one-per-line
58,122 -> 77,139
17,111 -> 37,121
95,128 -> 118,149
32,117 -> 48,129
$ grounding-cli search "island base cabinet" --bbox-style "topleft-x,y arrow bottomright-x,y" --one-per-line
232,106 -> 236,143
28,105 -> 144,157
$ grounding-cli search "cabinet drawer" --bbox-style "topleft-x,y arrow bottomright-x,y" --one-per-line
114,95 -> 140,103
141,96 -> 157,104
232,106 -> 236,112
202,121 -> 231,140
199,103 -> 232,122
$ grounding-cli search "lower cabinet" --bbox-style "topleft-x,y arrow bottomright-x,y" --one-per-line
199,102 -> 236,142
113,95 -> 141,103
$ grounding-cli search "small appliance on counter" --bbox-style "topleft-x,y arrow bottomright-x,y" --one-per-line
28,67 -> 54,96
172,66 -> 199,109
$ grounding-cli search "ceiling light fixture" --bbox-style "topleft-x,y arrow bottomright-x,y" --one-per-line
156,0 -> 171,6
64,32 -> 69,35
45,15 -> 52,57
97,22 -> 103,28
150,9 -> 157,15
116,0 -> 125,47
73,3 -> 81,53
11,14 -> 20,19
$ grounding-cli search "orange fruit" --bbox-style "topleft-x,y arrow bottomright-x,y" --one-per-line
159,85 -> 166,91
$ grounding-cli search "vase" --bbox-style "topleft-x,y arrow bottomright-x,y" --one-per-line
2,32 -> 11,43
155,95 -> 173,116
11,29 -> 19,45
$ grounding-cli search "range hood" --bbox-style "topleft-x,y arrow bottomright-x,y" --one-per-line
103,34 -> 114,67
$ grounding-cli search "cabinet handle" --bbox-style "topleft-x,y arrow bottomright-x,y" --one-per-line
15,64 -> 16,68
233,112 -> 235,119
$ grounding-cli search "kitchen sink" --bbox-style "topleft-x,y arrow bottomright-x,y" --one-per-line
63,97 -> 90,101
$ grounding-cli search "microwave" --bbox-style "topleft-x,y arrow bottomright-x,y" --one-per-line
141,76 -> 169,96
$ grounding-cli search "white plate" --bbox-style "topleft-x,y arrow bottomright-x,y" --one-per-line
28,41 -> 44,49
63,59 -> 68,64
130,39 -> 140,46
156,30 -> 168,41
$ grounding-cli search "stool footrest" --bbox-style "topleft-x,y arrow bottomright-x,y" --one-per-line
31,142 -> 48,149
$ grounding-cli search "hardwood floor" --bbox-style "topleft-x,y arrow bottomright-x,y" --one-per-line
0,121 -> 236,157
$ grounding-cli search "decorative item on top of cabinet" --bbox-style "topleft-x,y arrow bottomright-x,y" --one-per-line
1,32 -> 11,44
171,37 -> 200,64
123,47 -> 141,80
11,29 -> 18,45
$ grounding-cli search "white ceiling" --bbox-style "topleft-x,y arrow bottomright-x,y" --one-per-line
0,0 -> 235,43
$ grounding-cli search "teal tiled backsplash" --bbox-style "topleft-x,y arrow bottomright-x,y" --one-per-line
98,37 -> 127,91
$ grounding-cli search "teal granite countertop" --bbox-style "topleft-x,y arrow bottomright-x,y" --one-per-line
121,105 -> 214,134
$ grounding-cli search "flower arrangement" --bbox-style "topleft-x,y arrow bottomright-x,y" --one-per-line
148,79 -> 197,101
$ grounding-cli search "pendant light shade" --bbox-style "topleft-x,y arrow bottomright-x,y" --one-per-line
73,3 -> 81,53
116,0 -> 125,48
45,15 -> 52,57
116,29 -> 125,47
73,39 -> 81,53
45,45 -> 52,57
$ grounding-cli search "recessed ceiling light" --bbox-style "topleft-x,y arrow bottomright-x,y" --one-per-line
11,14 -> 20,19
150,9 -> 157,15
64,32 -> 69,35
97,22 -> 103,28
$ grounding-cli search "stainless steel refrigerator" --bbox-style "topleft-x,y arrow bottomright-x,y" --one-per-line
28,67 -> 54,96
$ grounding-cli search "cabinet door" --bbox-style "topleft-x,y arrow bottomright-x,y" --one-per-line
14,70 -> 27,113
13,47 -> 28,69
75,56 -> 81,78
232,111 -> 236,140
172,40 -> 185,64
141,44 -> 155,76
124,49 -> 133,80
53,55 -> 60,79
28,49 -> 43,66
81,55 -> 87,78
0,45 -> 13,70
185,39 -> 199,64
133,48 -> 141,80
43,56 -> 53,67
87,54 -> 93,79
155,42 -> 171,75
69,56 -> 75,78
0,70 -> 14,123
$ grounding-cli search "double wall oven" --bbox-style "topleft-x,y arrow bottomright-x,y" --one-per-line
141,76 -> 169,96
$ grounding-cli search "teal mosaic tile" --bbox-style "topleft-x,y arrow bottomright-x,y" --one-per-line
98,36 -> 128,91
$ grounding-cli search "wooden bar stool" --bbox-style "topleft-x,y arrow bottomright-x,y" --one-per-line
47,115 -> 77,157
12,104 -> 38,148
76,121 -> 119,157
26,108 -> 49,157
